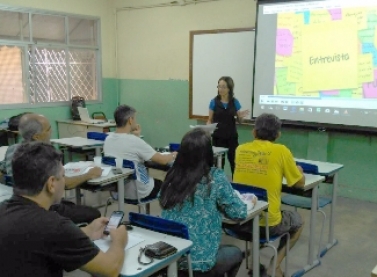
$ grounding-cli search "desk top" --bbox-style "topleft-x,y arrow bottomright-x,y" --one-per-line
295,158 -> 344,176
57,119 -> 116,127
98,226 -> 192,277
0,184 -> 13,202
51,137 -> 104,147
213,146 -> 228,155
222,200 -> 268,225
0,183 -> 12,197
87,168 -> 134,186
0,146 -> 8,161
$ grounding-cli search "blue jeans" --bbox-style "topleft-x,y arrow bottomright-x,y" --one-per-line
193,245 -> 243,277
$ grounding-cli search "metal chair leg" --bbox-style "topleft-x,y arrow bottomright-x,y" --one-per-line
245,241 -> 249,269
317,209 -> 326,259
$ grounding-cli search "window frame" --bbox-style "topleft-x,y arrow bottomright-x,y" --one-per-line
0,4 -> 102,109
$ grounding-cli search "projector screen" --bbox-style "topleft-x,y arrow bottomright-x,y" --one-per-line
253,0 -> 377,130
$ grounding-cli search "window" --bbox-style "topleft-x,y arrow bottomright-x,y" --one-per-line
0,7 -> 101,106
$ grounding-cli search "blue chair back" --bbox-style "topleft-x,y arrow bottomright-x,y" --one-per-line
296,161 -> 319,174
129,212 -> 189,240
102,156 -> 137,179
87,132 -> 108,141
231,182 -> 268,202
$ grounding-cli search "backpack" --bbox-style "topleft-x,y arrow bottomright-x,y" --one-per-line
71,96 -> 86,120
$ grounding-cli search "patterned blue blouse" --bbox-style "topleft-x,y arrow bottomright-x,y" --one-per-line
161,167 -> 247,272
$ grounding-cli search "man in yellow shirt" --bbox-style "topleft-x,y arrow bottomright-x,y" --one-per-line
233,113 -> 305,277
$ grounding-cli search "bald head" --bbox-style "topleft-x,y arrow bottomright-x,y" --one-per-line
19,113 -> 51,142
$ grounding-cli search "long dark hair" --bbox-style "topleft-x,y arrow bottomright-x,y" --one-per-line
216,76 -> 235,102
159,128 -> 214,210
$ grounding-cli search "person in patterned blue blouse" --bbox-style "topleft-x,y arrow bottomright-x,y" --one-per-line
159,128 -> 248,277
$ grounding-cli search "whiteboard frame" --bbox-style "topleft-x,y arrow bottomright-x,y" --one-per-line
189,27 -> 255,120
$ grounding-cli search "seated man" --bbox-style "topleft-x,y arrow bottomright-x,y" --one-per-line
0,113 -> 102,224
104,105 -> 176,200
0,142 -> 128,276
233,113 -> 305,277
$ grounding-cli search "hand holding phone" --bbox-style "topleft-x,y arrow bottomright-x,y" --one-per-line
103,211 -> 124,235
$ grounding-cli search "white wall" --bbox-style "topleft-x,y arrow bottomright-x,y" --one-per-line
115,0 -> 256,80
0,0 -> 116,78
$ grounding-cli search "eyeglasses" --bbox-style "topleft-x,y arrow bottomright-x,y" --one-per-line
217,86 -> 228,89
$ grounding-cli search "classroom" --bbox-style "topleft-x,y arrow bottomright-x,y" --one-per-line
0,0 -> 377,277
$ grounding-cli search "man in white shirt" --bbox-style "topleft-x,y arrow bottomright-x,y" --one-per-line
104,105 -> 176,200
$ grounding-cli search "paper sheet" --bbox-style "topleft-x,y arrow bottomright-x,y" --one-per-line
84,166 -> 112,177
94,233 -> 145,252
189,123 -> 218,133
64,161 -> 93,177
234,190 -> 257,211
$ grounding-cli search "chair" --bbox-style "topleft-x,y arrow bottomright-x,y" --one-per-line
102,156 -> 158,214
223,183 -> 290,277
87,131 -> 108,141
281,161 -> 332,259
129,212 -> 193,277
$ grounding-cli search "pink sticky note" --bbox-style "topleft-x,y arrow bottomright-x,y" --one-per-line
328,9 -> 342,20
276,29 -> 294,56
363,70 -> 377,98
321,90 -> 339,96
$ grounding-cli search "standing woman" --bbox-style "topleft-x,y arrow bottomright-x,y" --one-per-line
207,76 -> 249,175
159,128 -> 247,277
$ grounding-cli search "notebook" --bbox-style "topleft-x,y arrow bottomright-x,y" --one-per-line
78,107 -> 105,124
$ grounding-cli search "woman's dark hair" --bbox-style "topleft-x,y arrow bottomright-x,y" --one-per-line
254,113 -> 282,142
159,128 -> 214,210
12,142 -> 63,196
216,76 -> 235,102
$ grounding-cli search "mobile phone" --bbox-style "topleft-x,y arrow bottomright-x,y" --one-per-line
103,211 -> 124,235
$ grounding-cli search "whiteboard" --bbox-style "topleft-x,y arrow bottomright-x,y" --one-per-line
189,28 -> 255,119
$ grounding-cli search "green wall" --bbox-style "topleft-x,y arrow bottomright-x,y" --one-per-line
120,79 -> 377,203
119,79 -> 197,147
0,78 -> 119,139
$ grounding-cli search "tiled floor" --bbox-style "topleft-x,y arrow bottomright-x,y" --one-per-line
66,191 -> 377,277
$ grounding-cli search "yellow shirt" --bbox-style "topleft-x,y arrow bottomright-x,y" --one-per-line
233,140 -> 302,226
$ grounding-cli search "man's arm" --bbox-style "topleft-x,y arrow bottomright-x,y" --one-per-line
65,167 -> 102,189
81,226 -> 128,277
293,165 -> 305,189
150,151 -> 177,165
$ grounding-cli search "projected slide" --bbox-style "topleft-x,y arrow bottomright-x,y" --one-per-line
253,0 -> 377,129
274,8 -> 377,99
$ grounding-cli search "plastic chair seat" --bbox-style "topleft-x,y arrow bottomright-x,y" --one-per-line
281,194 -> 332,209
223,225 -> 284,245
124,195 -> 158,205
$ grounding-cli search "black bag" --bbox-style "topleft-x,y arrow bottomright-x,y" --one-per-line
138,241 -> 177,265
71,96 -> 86,121
145,241 -> 177,259
8,112 -> 32,131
